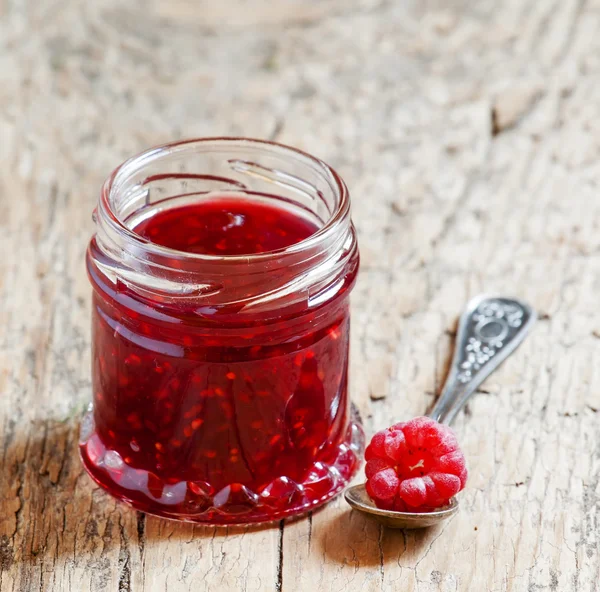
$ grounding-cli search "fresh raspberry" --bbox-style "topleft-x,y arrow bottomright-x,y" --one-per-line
364,416 -> 467,512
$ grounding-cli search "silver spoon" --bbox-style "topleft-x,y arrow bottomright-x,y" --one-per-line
345,294 -> 536,529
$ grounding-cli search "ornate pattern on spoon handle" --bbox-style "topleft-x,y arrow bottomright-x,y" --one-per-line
429,295 -> 536,425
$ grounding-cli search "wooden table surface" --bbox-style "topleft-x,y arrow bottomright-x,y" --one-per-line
1,0 -> 598,590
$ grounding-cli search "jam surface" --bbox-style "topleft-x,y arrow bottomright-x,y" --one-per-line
133,197 -> 317,255
81,195 -> 363,523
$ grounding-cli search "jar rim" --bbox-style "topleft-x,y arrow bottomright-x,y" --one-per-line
100,136 -> 350,263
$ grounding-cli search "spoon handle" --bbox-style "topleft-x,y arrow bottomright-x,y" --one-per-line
429,295 -> 536,425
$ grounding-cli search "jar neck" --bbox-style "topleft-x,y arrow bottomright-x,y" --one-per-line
89,138 -> 358,318
90,210 -> 357,317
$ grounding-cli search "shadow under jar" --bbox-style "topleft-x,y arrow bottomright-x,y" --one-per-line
81,138 -> 364,524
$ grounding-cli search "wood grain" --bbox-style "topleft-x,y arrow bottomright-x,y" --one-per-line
1,0 -> 599,589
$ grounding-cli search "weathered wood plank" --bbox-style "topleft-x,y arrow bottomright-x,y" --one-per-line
2,0 -> 600,589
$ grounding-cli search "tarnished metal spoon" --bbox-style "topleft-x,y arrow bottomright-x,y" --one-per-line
345,294 -> 536,529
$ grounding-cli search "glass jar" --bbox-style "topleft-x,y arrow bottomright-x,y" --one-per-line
81,138 -> 364,524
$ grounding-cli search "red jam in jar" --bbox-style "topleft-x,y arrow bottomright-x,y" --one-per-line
81,138 -> 363,524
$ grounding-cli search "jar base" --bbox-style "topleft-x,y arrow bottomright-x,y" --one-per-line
79,409 -> 365,525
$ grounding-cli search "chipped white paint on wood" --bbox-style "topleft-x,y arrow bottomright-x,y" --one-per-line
0,0 -> 598,589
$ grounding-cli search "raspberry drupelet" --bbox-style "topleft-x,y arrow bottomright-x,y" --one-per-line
364,416 -> 467,512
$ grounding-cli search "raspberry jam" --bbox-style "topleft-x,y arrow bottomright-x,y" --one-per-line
133,198 -> 317,255
81,138 -> 364,524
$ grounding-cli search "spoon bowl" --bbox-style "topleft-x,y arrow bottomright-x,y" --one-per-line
346,295 -> 536,529
344,484 -> 458,529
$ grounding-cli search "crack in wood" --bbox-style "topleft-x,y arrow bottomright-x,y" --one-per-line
377,525 -> 384,586
275,520 -> 284,592
118,516 -> 131,592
